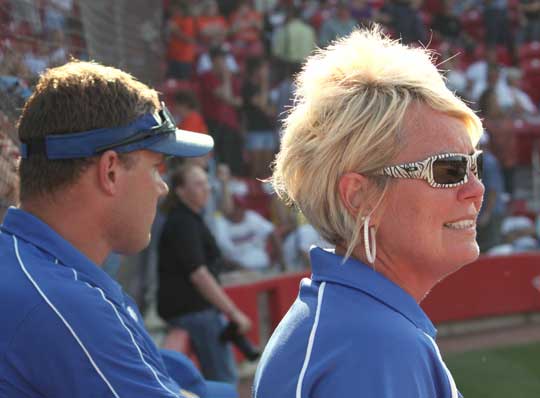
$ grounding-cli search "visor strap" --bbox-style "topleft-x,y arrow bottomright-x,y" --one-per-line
23,138 -> 47,158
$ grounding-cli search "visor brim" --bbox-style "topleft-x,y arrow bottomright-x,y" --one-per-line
147,129 -> 214,158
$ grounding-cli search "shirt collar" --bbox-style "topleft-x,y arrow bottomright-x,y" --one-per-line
310,246 -> 437,337
1,207 -> 124,304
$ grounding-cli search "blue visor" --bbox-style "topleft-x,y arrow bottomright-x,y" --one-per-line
160,349 -> 238,398
20,103 -> 213,159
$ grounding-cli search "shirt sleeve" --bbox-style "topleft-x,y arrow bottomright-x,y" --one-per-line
4,295 -> 187,398
246,210 -> 274,239
213,215 -> 238,260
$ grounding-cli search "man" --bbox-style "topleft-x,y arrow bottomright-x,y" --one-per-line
214,195 -> 284,271
0,60 -> 237,397
157,164 -> 252,383
319,1 -> 358,47
477,133 -> 506,252
272,6 -> 317,67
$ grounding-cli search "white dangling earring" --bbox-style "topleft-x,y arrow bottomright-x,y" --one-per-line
363,215 -> 376,264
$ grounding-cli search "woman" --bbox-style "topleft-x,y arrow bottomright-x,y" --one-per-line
253,27 -> 484,397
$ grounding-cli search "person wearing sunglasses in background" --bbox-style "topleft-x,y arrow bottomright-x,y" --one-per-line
253,27 -> 484,398
0,61 -> 240,398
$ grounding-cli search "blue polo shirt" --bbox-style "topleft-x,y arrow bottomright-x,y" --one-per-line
253,247 -> 462,398
0,208 -> 188,397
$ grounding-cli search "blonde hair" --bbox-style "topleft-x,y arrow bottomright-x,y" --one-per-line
272,27 -> 482,257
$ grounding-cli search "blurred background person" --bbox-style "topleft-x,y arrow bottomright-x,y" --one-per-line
157,164 -> 252,385
271,6 -> 317,70
214,194 -> 284,272
0,130 -> 19,220
242,56 -> 276,178
199,46 -> 244,175
319,0 -> 357,47
165,1 -> 197,80
476,133 -> 507,252
173,90 -> 209,135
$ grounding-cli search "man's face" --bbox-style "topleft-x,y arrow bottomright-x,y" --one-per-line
110,150 -> 169,254
177,166 -> 211,213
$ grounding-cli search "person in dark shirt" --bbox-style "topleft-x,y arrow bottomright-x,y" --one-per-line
157,163 -> 251,383
379,0 -> 427,45
242,56 -> 276,178
518,0 -> 540,43
432,1 -> 462,46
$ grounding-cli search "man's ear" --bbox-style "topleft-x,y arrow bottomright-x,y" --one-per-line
96,150 -> 123,196
338,172 -> 370,217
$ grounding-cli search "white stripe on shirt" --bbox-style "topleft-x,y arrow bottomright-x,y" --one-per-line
77,273 -> 179,397
424,332 -> 458,398
12,236 -> 121,398
296,281 -> 326,398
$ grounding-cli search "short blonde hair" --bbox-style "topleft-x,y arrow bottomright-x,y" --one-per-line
272,27 -> 482,256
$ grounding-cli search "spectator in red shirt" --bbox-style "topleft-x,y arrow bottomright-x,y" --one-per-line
199,46 -> 244,175
166,1 -> 198,79
197,0 -> 228,48
174,90 -> 209,135
229,0 -> 264,58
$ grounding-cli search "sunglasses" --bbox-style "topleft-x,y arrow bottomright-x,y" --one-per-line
371,150 -> 483,188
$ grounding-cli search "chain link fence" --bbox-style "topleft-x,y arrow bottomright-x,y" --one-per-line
0,0 -> 166,219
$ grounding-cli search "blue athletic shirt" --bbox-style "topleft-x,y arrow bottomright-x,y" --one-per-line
253,247 -> 462,398
0,208 -> 189,397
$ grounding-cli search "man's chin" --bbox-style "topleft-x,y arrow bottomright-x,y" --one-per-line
117,235 -> 152,256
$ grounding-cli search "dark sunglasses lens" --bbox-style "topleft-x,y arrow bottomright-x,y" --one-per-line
433,156 -> 468,184
476,153 -> 483,180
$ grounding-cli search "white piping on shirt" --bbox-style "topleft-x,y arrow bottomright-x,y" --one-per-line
424,332 -> 458,398
296,281 -> 326,398
74,269 -> 179,397
12,236 -> 121,398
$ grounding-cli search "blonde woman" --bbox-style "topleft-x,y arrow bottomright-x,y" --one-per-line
253,27 -> 484,398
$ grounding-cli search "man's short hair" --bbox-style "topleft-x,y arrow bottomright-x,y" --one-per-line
18,60 -> 160,201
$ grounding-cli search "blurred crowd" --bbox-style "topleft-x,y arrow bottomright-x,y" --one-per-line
3,0 -> 540,273
0,0 -> 86,218
160,0 -> 540,259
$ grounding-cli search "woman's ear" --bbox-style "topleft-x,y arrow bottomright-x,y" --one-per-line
338,172 -> 369,217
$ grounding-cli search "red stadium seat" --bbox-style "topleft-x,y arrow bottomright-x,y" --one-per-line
461,10 -> 484,41
159,78 -> 196,95
519,41 -> 540,63
506,119 -> 540,166
507,199 -> 537,221
233,177 -> 273,220
521,58 -> 540,103
496,45 -> 512,66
